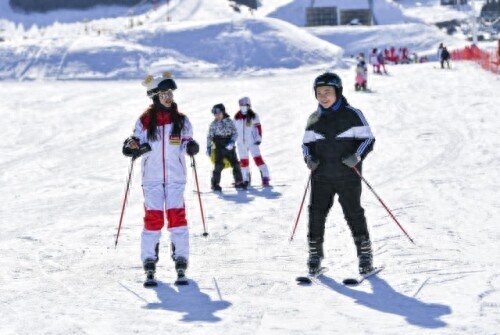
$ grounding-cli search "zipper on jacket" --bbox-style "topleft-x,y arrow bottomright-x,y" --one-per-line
162,125 -> 166,184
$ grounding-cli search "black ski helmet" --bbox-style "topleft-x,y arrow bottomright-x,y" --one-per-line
313,72 -> 343,97
212,103 -> 226,114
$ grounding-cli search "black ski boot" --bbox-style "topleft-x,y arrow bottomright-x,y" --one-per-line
143,258 -> 158,287
355,235 -> 374,274
307,239 -> 324,275
211,184 -> 222,192
235,181 -> 247,190
174,256 -> 189,285
211,177 -> 222,192
175,256 -> 188,276
307,254 -> 322,275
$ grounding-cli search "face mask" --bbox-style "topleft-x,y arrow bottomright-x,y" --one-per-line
240,106 -> 248,114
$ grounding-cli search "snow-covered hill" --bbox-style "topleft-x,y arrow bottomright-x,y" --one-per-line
0,0 -> 475,80
307,22 -> 461,59
1,61 -> 499,335
0,16 -> 342,80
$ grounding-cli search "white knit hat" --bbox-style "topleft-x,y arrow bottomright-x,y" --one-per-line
238,96 -> 251,106
141,72 -> 177,98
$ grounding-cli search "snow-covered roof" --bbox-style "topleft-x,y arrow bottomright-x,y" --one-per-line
311,0 -> 369,10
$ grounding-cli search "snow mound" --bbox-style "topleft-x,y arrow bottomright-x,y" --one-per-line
0,17 -> 343,80
308,22 -> 466,58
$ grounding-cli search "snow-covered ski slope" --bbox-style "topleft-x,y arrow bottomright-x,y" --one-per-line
1,61 -> 499,335
1,0 -> 499,333
0,0 -> 471,80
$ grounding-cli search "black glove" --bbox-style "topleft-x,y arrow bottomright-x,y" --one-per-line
254,141 -> 261,145
186,140 -> 199,156
305,156 -> 319,171
122,136 -> 151,158
342,153 -> 361,168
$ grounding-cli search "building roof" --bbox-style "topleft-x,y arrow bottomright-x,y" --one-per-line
311,0 -> 369,10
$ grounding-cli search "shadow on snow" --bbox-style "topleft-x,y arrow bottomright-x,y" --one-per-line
218,186 -> 283,204
318,275 -> 451,328
143,279 -> 232,322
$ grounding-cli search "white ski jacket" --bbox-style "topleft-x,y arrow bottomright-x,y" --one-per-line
234,111 -> 262,148
133,111 -> 193,184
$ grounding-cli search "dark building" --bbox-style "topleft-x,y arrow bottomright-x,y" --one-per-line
306,7 -> 338,26
232,0 -> 258,10
9,0 -> 141,13
480,0 -> 500,30
306,6 -> 372,27
440,0 -> 468,5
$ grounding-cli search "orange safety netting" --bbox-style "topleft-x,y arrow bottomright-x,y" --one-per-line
451,45 -> 500,74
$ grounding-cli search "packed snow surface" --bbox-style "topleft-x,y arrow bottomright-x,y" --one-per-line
1,61 -> 499,334
1,0 -> 499,334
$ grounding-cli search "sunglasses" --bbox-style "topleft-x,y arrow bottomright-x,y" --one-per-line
212,107 -> 223,114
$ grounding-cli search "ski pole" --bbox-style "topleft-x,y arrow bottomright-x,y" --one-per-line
353,166 -> 415,245
115,157 -> 136,248
191,156 -> 208,237
290,173 -> 312,241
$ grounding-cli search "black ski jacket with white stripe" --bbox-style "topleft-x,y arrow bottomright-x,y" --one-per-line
302,97 -> 375,181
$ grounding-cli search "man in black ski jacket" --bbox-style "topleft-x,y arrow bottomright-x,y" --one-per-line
440,46 -> 451,69
302,72 -> 375,275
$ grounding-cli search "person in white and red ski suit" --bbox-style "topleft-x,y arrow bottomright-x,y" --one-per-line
377,49 -> 388,74
369,48 -> 381,74
122,72 -> 199,280
234,97 -> 271,187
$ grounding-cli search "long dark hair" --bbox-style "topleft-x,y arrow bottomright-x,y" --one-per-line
246,109 -> 256,120
141,98 -> 185,141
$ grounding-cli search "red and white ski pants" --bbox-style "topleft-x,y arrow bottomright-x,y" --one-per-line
237,144 -> 270,182
141,182 -> 189,263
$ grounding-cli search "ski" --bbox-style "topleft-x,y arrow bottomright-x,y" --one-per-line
342,266 -> 384,286
296,267 -> 329,284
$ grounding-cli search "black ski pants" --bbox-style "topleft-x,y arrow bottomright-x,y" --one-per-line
308,177 -> 369,246
212,145 -> 243,186
441,58 -> 450,69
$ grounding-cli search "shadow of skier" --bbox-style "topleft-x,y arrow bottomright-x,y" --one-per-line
217,190 -> 255,204
246,186 -> 282,199
144,279 -> 232,322
317,275 -> 451,328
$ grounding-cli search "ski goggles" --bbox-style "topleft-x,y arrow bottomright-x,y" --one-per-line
158,91 -> 173,99
212,107 -> 223,114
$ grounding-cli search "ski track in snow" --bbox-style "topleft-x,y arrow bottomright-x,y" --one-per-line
1,62 -> 499,334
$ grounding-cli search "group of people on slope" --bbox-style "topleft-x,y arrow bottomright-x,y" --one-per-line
207,97 -> 270,192
121,71 -> 376,285
354,50 -> 387,92
368,48 -> 389,75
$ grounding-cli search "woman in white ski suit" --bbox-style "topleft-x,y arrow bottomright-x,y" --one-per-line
122,73 -> 199,277
369,48 -> 380,74
233,97 -> 270,187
